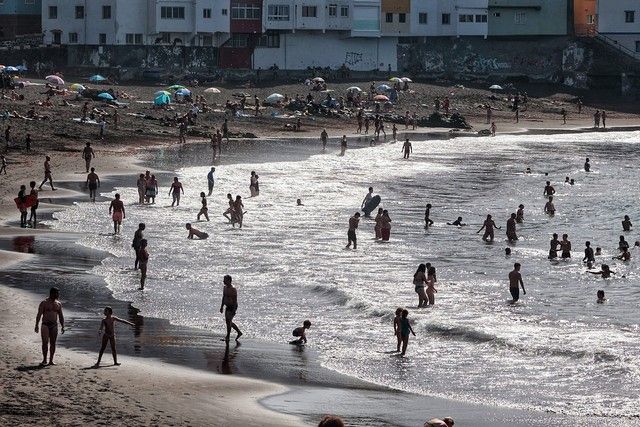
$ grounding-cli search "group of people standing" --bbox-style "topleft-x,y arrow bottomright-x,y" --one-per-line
135,171 -> 160,205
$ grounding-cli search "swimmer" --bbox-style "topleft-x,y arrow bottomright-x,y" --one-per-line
477,214 -> 500,242
597,290 -> 607,303
548,233 -> 560,259
622,215 -> 632,232
296,198 -> 304,206
570,179 -> 575,185
564,176 -> 570,184
619,235 -> 629,252
516,204 -> 524,223
447,217 -> 466,226
615,247 -> 631,261
544,196 -> 556,215
424,203 -> 434,229
94,306 -> 134,367
543,181 -> 555,197
560,234 -> 572,258
584,157 -> 590,172
291,320 -> 312,345
506,213 -> 518,242
525,167 -> 531,174
588,264 -> 615,278
413,264 -> 428,308
595,247 -> 602,256
505,247 -> 512,257
508,263 -> 526,303
583,241 -> 595,263
186,223 -> 209,239
393,307 -> 403,352
197,192 -> 209,221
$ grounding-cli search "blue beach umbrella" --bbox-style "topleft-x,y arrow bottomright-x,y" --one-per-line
377,84 -> 392,92
4,66 -> 19,73
154,93 -> 170,106
89,74 -> 107,83
97,92 -> 114,101
175,88 -> 191,96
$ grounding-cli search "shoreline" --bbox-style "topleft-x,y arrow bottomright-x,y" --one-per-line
1,125 -> 638,426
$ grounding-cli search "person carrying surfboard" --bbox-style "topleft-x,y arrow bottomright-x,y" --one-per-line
361,187 -> 373,211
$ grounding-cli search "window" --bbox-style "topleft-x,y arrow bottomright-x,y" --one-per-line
340,6 -> 348,17
126,33 -> 143,45
228,34 -> 248,48
257,32 -> 280,48
493,12 -> 501,17
99,33 -> 107,44
231,4 -> 261,20
203,8 -> 211,18
302,6 -> 317,18
475,14 -> 487,23
48,6 -> 57,19
135,34 -> 143,44
329,4 -> 337,17
222,8 -> 227,15
515,11 -> 526,24
419,13 -> 427,24
587,14 -> 595,24
53,32 -> 61,44
385,12 -> 393,23
126,33 -> 134,44
68,32 -> 78,43
442,13 -> 450,25
161,6 -> 186,19
636,41 -> 640,52
267,5 -> 290,21
75,6 -> 84,19
102,5 -> 111,19
459,14 -> 473,23
399,13 -> 406,23
625,11 -> 635,23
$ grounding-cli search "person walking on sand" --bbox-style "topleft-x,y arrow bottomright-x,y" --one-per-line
561,108 -> 567,124
506,213 -> 518,242
38,156 -> 56,191
508,263 -> 526,303
346,212 -> 361,249
132,223 -> 145,270
402,138 -> 412,159
18,185 -> 27,227
82,142 -> 95,173
197,192 -> 210,221
399,309 -> 416,356
424,203 -> 434,229
477,214 -> 500,242
321,129 -> 328,151
138,239 -> 148,289
35,287 -> 65,366
93,306 -> 134,367
413,264 -> 429,307
490,122 -> 496,137
486,105 -> 492,124
169,177 -> 184,207
86,167 -> 100,202
109,193 -> 125,234
380,210 -> 392,241
220,275 -> 243,342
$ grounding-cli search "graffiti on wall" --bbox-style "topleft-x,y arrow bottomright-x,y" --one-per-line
345,52 -> 363,67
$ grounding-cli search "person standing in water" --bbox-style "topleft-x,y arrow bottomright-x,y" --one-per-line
109,193 -> 125,234
549,233 -> 560,259
249,171 -> 258,197
413,264 -> 428,308
584,158 -> 591,172
426,267 -> 437,306
374,207 -> 383,240
477,214 -> 500,242
197,192 -> 209,221
506,213 -> 518,242
207,167 -> 216,196
401,138 -> 412,159
424,203 -> 434,229
380,210 -> 392,241
361,187 -> 374,214
28,181 -> 39,226
340,135 -> 347,156
93,306 -> 134,367
132,223 -> 145,269
38,156 -> 56,191
82,142 -> 95,173
560,234 -> 572,258
136,174 -> 146,204
544,196 -> 556,215
393,307 -> 403,352
17,185 -> 27,227
346,212 -> 361,249
35,287 -> 65,366
508,263 -> 526,303
232,195 -> 244,228
516,204 -> 525,223
138,239 -> 148,290
622,215 -> 632,231
169,177 -> 184,207
86,167 -> 100,202
399,309 -> 416,356
220,275 -> 243,342
543,181 -> 555,197
320,129 -> 328,151
583,241 -> 595,263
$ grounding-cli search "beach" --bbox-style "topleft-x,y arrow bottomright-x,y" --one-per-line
2,77 -> 640,427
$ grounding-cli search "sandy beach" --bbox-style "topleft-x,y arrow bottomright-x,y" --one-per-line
2,77 -> 640,426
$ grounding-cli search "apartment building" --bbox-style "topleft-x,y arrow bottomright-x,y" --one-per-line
597,0 -> 640,54
410,0 -> 488,38
572,0 -> 596,35
487,0 -> 568,36
0,0 -> 42,39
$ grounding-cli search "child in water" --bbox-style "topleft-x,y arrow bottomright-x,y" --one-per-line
94,306 -> 134,367
597,290 -> 607,303
291,320 -> 312,345
399,309 -> 416,356
393,307 -> 403,352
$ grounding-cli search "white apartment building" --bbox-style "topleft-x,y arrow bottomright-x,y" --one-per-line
42,0 -> 230,46
410,0 -> 487,38
597,0 -> 640,54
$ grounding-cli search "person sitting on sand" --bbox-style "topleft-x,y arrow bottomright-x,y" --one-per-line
544,196 -> 556,215
597,290 -> 607,303
197,192 -> 209,221
622,215 -> 632,232
94,306 -> 134,367
35,287 -> 65,366
186,223 -> 208,239
108,193 -> 125,234
291,320 -> 312,345
477,214 -> 500,242
220,275 -> 243,342
399,309 -> 416,356
447,217 -> 466,227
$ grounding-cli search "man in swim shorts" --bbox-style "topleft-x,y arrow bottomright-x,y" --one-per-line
219,275 -> 243,342
82,142 -> 95,173
346,212 -> 360,249
402,138 -> 412,159
508,263 -> 526,303
35,287 -> 65,365
109,193 -> 125,234
86,167 -> 100,202
506,213 -> 518,242
477,214 -> 500,242
207,167 -> 215,196
169,177 -> 184,207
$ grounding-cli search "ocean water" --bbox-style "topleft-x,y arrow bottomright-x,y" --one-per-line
49,131 -> 640,422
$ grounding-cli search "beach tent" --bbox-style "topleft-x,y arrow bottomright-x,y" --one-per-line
376,84 -> 391,92
70,83 -> 86,92
374,94 -> 389,102
489,84 -> 503,90
175,88 -> 191,96
265,93 -> 284,104
167,84 -> 186,91
97,92 -> 114,101
4,66 -> 19,73
154,90 -> 171,97
401,77 -> 412,82
346,86 -> 362,93
204,87 -> 221,94
154,93 -> 170,106
46,75 -> 64,85
89,74 -> 107,83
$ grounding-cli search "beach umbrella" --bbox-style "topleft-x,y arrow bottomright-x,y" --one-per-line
489,84 -> 503,90
204,87 -> 221,94
377,84 -> 391,92
97,92 -> 114,101
154,90 -> 171,97
46,75 -> 64,85
154,93 -> 171,106
4,66 -> 19,73
401,77 -> 412,82
389,77 -> 401,82
167,84 -> 186,91
374,94 -> 389,102
346,86 -> 362,93
70,83 -> 86,92
89,74 -> 107,83
265,93 -> 284,104
175,88 -> 191,96
312,77 -> 324,83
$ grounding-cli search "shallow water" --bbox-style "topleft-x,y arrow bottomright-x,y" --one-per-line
48,131 -> 640,422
